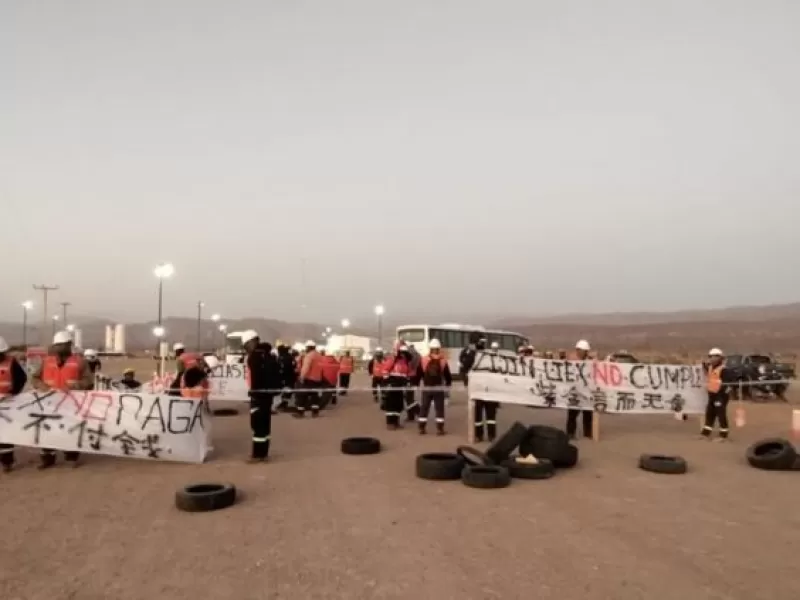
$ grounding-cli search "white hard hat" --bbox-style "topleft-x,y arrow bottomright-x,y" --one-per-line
708,348 -> 724,357
84,349 -> 97,357
399,344 -> 409,352
305,339 -> 316,348
53,330 -> 73,345
491,342 -> 499,349
0,336 -> 8,353
173,342 -> 185,351
429,338 -> 442,349
376,347 -> 383,352
575,339 -> 591,351
240,330 -> 259,345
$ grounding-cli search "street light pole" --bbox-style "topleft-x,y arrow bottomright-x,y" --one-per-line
60,301 -> 71,324
196,301 -> 204,351
51,315 -> 59,337
21,301 -> 33,347
374,305 -> 385,348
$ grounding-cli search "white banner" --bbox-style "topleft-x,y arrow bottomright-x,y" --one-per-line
468,352 -> 708,414
144,363 -> 249,402
0,390 -> 211,463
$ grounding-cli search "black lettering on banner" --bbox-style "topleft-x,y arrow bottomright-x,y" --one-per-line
17,390 -> 56,412
141,397 -> 167,433
664,366 -> 680,390
573,362 -> 590,386
68,420 -> 109,450
82,392 -> 113,421
591,388 -> 608,412
226,364 -> 243,379
667,393 -> 686,412
641,393 -> 664,409
189,400 -> 205,432
544,360 -> 564,382
615,391 -> 636,411
562,385 -> 587,407
680,366 -> 696,389
646,366 -> 663,390
629,365 -> 647,389
22,413 -> 63,444
112,430 -> 140,455
117,394 -> 144,426
140,434 -> 164,458
0,406 -> 12,423
167,398 -> 194,434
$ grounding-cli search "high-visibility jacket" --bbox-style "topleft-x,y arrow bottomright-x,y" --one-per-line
180,372 -> 209,400
0,356 -> 12,395
321,356 -> 340,386
383,356 -> 412,377
301,350 -> 324,382
339,356 -> 354,374
42,354 -> 83,391
371,358 -> 386,378
421,355 -> 447,373
707,365 -> 723,394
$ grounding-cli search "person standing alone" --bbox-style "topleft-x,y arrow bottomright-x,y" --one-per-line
701,348 -> 734,441
565,339 -> 594,440
416,338 -> 452,435
338,350 -> 354,396
241,330 -> 282,462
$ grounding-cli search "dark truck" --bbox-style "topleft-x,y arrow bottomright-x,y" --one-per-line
724,354 -> 793,400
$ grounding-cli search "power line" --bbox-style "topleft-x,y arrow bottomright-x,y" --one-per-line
32,284 -> 59,345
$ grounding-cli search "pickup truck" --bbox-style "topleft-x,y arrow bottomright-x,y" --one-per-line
724,354 -> 791,399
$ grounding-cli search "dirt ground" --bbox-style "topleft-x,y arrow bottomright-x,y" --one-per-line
2,369 -> 800,600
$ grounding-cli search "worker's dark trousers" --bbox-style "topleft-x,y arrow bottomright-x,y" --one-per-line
298,380 -> 321,415
250,394 -> 273,459
279,378 -> 296,409
384,376 -> 408,427
473,400 -> 498,441
339,373 -> 351,395
566,409 -> 593,438
702,395 -> 730,438
319,382 -> 335,409
0,443 -> 15,469
371,376 -> 383,404
404,385 -> 420,421
419,391 -> 446,431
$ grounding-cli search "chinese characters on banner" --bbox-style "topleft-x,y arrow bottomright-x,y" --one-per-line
0,390 -> 211,463
467,352 -> 708,414
145,363 -> 248,402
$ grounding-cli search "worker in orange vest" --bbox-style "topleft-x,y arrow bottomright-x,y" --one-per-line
381,343 -> 414,430
0,336 -> 28,473
296,340 -> 324,418
565,339 -> 593,440
179,364 -> 210,400
416,339 -> 452,435
32,330 -> 94,469
319,347 -> 341,408
338,350 -> 354,396
702,348 -> 734,441
367,348 -> 386,405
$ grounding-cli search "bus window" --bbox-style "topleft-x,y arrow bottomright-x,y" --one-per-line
397,328 -> 427,344
501,335 -> 517,351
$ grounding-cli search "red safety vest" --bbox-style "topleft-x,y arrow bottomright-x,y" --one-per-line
42,354 -> 83,391
180,372 -> 209,400
179,352 -> 203,370
321,356 -> 340,385
0,356 -> 13,395
339,356 -> 354,374
421,355 -> 447,373
302,351 -> 324,382
707,365 -> 723,393
372,358 -> 386,378
384,356 -> 411,377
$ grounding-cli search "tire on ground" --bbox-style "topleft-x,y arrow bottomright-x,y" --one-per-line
486,421 -> 529,465
416,453 -> 465,480
175,483 -> 237,512
341,437 -> 381,455
552,444 -> 579,469
520,425 -> 570,462
638,454 -> 688,475
457,445 -> 490,466
461,464 -> 511,489
746,438 -> 797,470
212,408 -> 239,417
501,457 -> 555,480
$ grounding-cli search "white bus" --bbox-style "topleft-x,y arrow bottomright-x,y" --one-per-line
395,323 -> 529,376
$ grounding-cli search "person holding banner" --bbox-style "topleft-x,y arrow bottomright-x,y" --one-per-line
32,331 -> 94,469
241,330 -> 282,462
565,339 -> 594,440
0,337 -> 28,473
701,348 -> 736,441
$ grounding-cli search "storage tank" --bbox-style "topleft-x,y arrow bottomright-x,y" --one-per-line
114,324 -> 126,354
104,325 -> 114,352
73,328 -> 83,350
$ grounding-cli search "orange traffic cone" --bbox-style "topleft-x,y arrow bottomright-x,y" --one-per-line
734,404 -> 746,428
792,410 -> 800,441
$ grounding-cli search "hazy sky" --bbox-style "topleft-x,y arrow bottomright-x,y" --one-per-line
3,0 -> 799,325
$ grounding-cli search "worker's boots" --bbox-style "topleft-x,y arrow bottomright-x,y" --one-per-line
418,421 -> 426,435
435,422 -> 445,436
487,423 -> 497,443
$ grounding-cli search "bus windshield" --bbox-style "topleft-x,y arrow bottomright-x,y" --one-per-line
397,327 -> 427,343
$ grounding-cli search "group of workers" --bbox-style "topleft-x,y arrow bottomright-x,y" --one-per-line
0,324 -> 737,472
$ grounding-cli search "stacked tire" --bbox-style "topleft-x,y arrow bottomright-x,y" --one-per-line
518,425 -> 580,469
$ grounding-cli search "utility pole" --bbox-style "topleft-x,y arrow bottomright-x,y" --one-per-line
33,284 -> 59,345
60,301 -> 71,324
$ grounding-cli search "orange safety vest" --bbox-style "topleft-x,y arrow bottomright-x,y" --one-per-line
339,356 -> 354,374
0,356 -> 13,395
707,365 -> 723,394
421,355 -> 447,373
371,358 -> 386,378
384,356 -> 411,377
303,351 -> 324,382
180,372 -> 209,400
321,356 -> 340,385
42,354 -> 83,391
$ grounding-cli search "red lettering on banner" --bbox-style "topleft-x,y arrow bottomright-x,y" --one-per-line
593,362 -> 623,387
82,392 -> 113,421
55,390 -> 86,414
